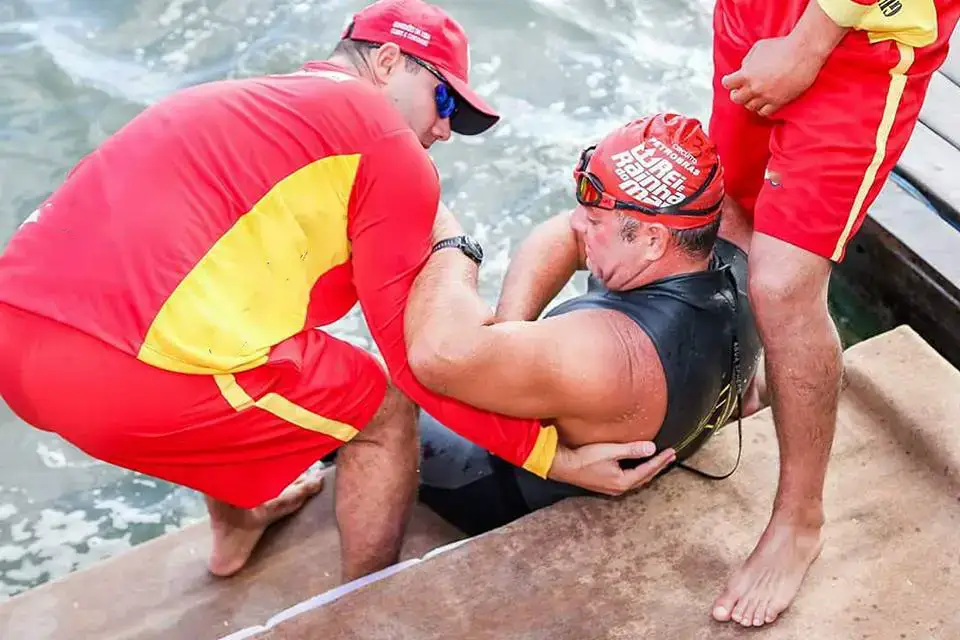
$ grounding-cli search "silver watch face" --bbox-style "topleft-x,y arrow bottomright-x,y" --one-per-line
462,236 -> 484,261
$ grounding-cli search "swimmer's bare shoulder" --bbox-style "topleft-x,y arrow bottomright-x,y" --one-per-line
545,307 -> 667,448
413,299 -> 667,445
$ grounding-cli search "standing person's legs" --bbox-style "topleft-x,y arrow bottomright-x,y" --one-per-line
709,19 -> 949,625
707,0 -> 775,256
715,233 -> 837,627
707,0 -> 776,444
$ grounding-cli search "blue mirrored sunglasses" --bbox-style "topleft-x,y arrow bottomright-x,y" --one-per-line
434,83 -> 457,119
408,56 -> 458,120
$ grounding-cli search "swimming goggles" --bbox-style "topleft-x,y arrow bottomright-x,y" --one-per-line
573,145 -> 722,221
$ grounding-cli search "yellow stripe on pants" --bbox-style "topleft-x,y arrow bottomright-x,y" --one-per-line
214,374 -> 360,443
831,42 -> 915,261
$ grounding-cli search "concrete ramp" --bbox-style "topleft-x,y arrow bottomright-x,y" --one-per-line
0,480 -> 464,640
2,327 -> 957,639
251,326 -> 960,639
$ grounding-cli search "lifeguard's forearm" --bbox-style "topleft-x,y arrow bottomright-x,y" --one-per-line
356,139 -> 555,478
406,249 -> 493,361
402,250 -> 558,477
796,1 -> 855,56
496,212 -> 583,322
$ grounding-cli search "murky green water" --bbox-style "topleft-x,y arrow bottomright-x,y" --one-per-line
0,0 -> 882,599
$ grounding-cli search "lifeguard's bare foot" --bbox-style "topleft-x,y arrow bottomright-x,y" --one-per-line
712,517 -> 823,627
206,469 -> 326,577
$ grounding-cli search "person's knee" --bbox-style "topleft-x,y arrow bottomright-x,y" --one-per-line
748,265 -> 805,314
358,382 -> 418,447
748,234 -> 832,316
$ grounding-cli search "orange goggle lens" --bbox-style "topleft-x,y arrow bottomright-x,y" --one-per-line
575,173 -> 602,206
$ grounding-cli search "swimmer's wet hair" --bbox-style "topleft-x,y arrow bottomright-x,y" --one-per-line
671,217 -> 720,258
618,214 -> 720,259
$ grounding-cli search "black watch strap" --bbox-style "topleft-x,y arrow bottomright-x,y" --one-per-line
431,235 -> 483,266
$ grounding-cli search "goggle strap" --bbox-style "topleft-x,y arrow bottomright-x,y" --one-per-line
577,145 -> 597,172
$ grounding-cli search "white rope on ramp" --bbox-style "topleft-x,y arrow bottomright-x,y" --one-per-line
217,537 -> 476,640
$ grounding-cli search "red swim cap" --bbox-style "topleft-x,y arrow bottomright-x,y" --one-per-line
582,113 -> 724,229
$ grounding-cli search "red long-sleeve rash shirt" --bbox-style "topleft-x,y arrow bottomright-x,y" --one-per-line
0,61 -> 558,477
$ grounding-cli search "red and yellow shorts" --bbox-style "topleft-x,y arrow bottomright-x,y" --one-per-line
710,0 -> 960,261
0,303 -> 387,509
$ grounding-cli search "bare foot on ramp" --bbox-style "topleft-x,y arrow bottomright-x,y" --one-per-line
207,469 -> 326,577
712,518 -> 823,627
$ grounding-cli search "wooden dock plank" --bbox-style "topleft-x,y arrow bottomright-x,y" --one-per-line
939,27 -> 960,86
897,121 -> 960,221
835,178 -> 960,368
918,71 -> 960,151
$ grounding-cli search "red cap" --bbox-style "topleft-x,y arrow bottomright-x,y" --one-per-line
587,113 -> 724,229
343,0 -> 499,136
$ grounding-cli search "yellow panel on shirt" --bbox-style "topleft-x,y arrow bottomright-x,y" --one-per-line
137,154 -> 361,375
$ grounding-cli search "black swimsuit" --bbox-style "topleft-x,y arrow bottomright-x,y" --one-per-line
419,238 -> 762,535
543,237 -> 761,461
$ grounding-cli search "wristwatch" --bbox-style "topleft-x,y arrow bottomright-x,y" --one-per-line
431,235 -> 484,267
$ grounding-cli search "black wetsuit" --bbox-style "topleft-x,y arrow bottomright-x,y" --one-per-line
419,238 -> 762,536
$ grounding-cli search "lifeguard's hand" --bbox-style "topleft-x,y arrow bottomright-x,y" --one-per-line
548,441 -> 676,497
722,35 -> 826,118
722,1 -> 848,118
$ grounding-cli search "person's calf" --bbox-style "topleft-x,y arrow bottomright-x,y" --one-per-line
747,233 -> 841,515
718,195 -> 754,255
334,382 -> 419,583
712,233 -> 840,626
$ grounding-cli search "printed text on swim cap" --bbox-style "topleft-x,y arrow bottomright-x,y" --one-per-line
611,138 -> 701,208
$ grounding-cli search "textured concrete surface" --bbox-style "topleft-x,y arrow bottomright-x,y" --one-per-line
253,326 -> 960,639
4,326 -> 959,639
0,469 -> 463,640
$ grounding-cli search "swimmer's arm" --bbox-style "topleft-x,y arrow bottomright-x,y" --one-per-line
495,211 -> 587,322
407,249 -> 632,419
